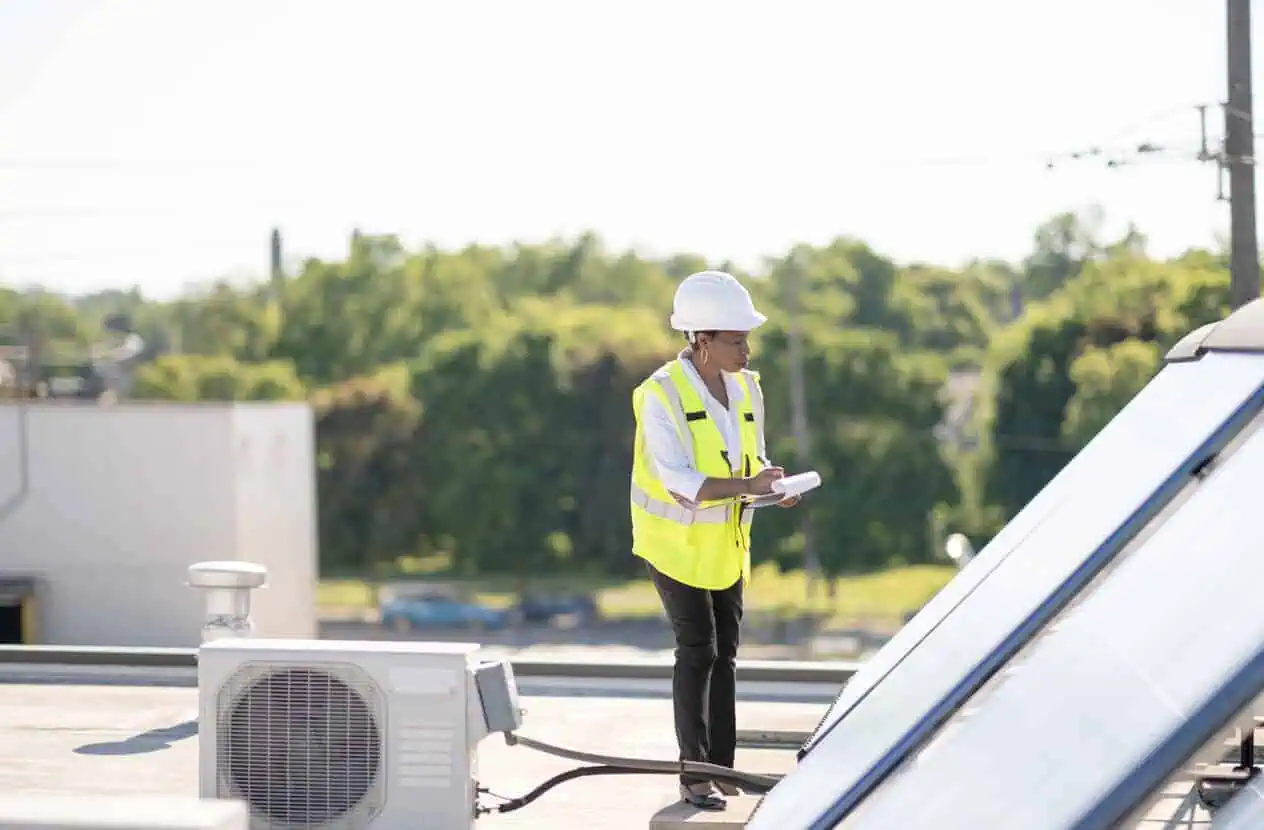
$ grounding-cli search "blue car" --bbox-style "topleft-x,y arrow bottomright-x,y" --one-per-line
380,594 -> 513,633
516,593 -> 600,625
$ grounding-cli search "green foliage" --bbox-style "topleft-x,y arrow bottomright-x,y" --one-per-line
976,226 -> 1235,525
310,365 -> 424,574
1062,339 -> 1163,447
133,354 -> 306,401
2,208 -> 1246,583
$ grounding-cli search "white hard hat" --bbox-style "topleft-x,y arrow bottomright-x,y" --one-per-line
669,271 -> 768,333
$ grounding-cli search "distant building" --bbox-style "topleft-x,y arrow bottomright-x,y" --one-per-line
935,370 -> 983,450
0,401 -> 318,647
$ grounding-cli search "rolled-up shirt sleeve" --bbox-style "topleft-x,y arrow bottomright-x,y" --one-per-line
641,393 -> 707,504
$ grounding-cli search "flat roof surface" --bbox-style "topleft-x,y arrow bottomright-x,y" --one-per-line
0,680 -> 810,829
0,679 -> 1230,828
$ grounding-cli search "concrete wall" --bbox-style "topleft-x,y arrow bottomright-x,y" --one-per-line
229,405 -> 318,639
0,401 -> 318,647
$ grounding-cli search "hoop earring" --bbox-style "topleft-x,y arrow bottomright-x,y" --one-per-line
701,347 -> 710,365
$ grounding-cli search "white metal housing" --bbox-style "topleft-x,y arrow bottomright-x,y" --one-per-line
198,638 -> 519,830
0,402 -> 317,646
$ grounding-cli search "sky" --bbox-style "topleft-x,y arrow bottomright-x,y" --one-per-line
0,0 -> 1246,298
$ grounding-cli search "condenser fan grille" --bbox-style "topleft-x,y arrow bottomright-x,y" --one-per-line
217,663 -> 385,828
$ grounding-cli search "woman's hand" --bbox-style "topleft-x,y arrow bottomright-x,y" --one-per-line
694,467 -> 785,502
670,491 -> 698,509
746,466 -> 785,495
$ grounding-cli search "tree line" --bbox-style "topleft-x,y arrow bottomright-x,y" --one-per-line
0,209 -> 1241,583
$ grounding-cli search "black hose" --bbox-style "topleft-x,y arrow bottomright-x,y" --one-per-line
476,731 -> 783,815
504,731 -> 780,792
478,766 -> 661,815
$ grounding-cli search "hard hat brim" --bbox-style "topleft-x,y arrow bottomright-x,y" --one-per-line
670,308 -> 768,332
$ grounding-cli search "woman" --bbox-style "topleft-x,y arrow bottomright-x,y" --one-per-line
629,270 -> 800,810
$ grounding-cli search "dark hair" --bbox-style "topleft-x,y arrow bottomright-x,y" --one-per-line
684,330 -> 719,343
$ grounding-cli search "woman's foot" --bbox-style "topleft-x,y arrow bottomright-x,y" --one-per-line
714,779 -> 742,796
680,781 -> 727,810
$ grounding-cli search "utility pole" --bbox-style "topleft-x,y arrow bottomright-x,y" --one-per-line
1226,0 -> 1259,308
269,228 -> 284,300
782,250 -> 822,595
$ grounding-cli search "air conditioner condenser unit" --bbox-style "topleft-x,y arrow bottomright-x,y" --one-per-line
197,638 -> 522,830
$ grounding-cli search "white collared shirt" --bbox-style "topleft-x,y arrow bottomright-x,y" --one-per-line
640,350 -> 762,503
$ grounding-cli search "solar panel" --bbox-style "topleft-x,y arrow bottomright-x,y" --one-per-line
832,400 -> 1264,830
797,348 -> 1264,759
748,352 -> 1264,830
796,358 -> 1189,756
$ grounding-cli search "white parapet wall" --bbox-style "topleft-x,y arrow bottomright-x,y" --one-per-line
0,793 -> 246,828
0,401 -> 318,647
0,795 -> 248,830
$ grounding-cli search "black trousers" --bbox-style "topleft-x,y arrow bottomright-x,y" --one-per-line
647,562 -> 744,786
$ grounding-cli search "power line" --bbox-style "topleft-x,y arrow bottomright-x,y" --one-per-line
1096,103 -> 1212,145
1041,140 -> 1203,171
0,139 -> 1218,229
0,120 -> 1230,179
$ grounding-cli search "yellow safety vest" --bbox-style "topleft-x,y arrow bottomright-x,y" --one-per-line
630,358 -> 768,590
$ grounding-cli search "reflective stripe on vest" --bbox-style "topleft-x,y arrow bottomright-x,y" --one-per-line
629,481 -> 730,525
651,372 -> 697,467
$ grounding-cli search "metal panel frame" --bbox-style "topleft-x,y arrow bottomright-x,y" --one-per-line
1164,298 -> 1264,362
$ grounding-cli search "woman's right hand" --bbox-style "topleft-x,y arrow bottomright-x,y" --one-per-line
746,466 -> 785,495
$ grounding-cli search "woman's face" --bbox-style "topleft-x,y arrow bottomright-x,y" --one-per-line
698,331 -> 751,373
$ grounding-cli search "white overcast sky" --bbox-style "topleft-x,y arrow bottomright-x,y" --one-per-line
0,0 -> 1246,298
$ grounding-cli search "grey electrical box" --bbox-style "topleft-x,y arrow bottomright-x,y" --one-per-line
474,659 -> 523,734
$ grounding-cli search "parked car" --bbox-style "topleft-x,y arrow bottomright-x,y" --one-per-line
380,594 -> 514,633
515,593 -> 600,625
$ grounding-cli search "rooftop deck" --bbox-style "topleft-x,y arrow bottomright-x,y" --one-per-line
0,679 -> 811,829
0,672 -> 1229,828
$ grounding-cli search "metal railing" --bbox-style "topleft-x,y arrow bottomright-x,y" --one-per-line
0,644 -> 858,684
